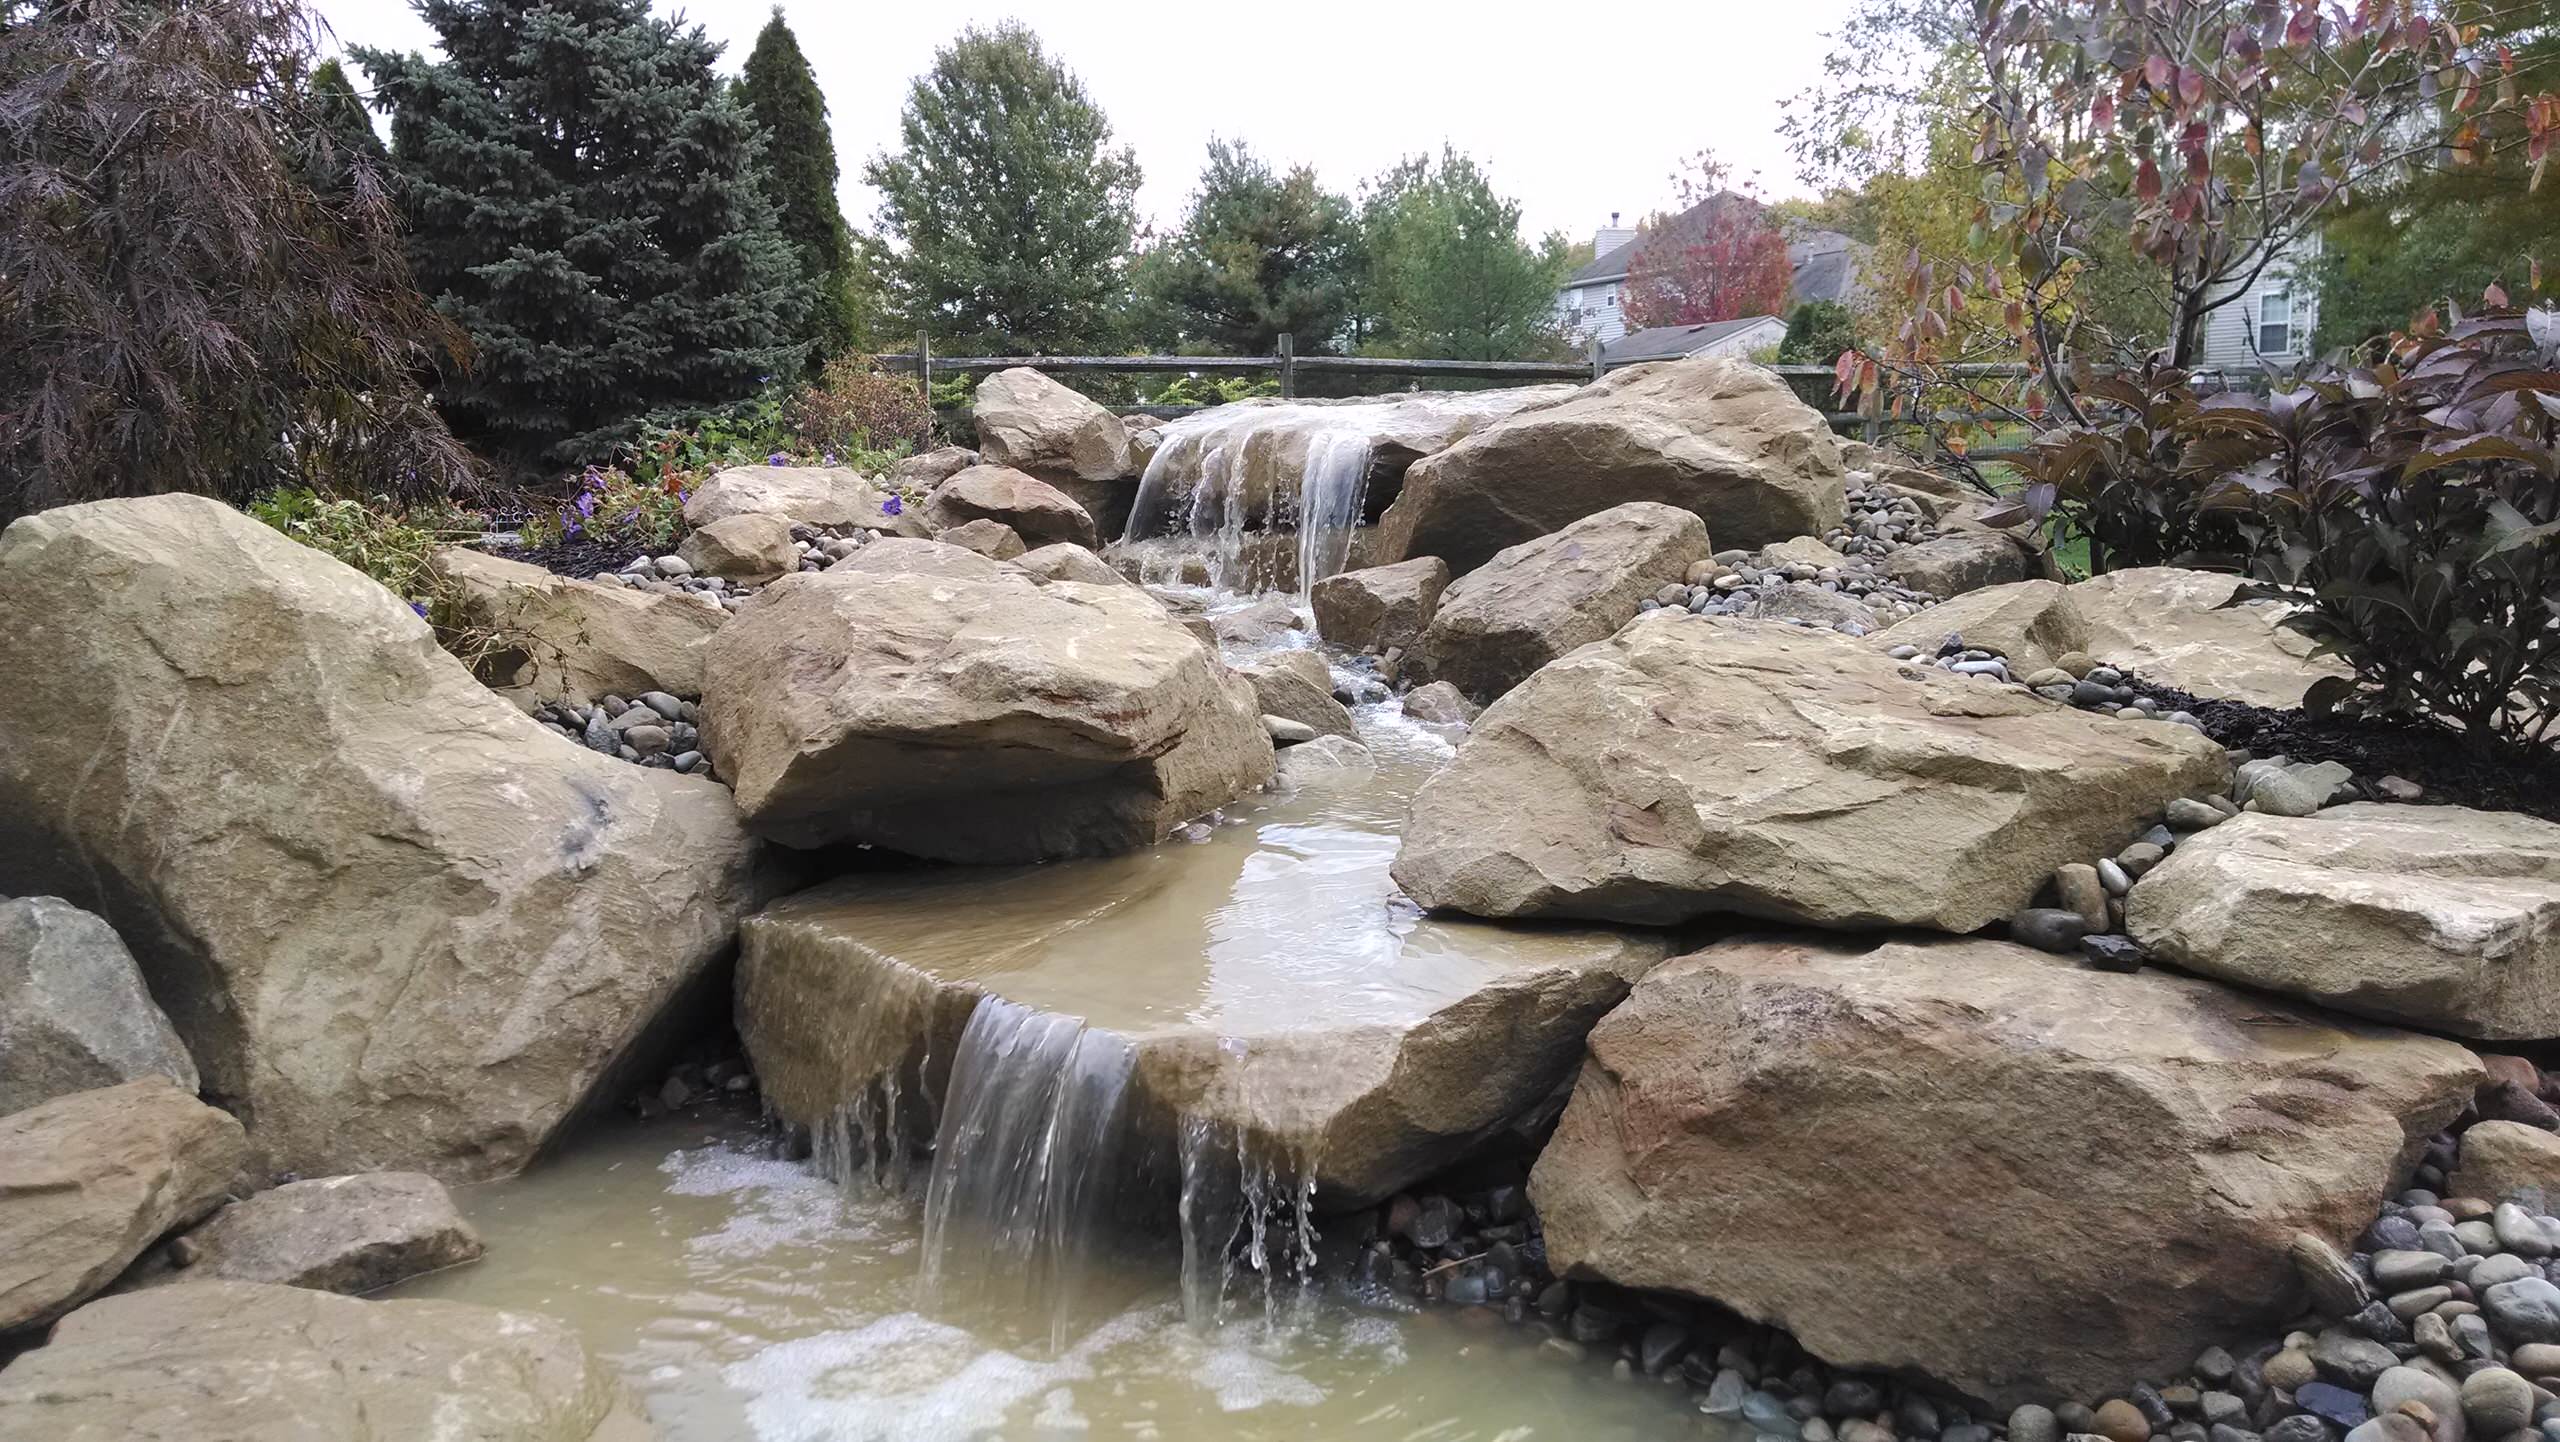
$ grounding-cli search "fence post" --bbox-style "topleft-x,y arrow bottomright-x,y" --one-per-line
1588,335 -> 1605,382
1276,332 -> 1296,399
916,330 -> 932,396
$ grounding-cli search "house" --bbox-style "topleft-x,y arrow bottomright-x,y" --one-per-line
2195,232 -> 2323,372
1556,197 -> 1872,347
1599,316 -> 1789,369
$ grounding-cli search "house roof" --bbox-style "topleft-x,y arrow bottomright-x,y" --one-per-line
1601,316 -> 1785,365
1564,194 -> 1872,304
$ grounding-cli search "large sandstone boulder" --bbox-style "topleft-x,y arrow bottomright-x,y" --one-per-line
924,464 -> 1100,549
1875,578 -> 2089,673
0,897 -> 196,1116
738,866 -> 1666,1206
888,445 -> 979,490
939,517 -> 1027,559
1,1079 -> 246,1334
1311,556 -> 1450,655
2072,566 -> 2349,708
0,497 -> 767,1181
1531,933 -> 2481,1408
128,1171 -> 481,1296
1393,617 -> 2230,929
683,463 -> 919,533
828,535 -> 1011,581
2452,1122 -> 2560,1201
1380,357 -> 1845,573
1234,650 -> 1355,740
2128,805 -> 2560,1040
674,511 -> 797,583
1013,542 -> 1130,587
973,367 -> 1133,481
702,567 -> 1273,860
1417,502 -> 1711,703
1883,526 -> 2036,598
433,547 -> 724,704
0,1281 -> 647,1440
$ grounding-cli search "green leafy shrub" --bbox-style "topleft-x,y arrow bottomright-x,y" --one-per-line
518,466 -> 687,554
1145,373 -> 1280,407
784,356 -> 935,461
246,487 -> 478,607
1778,301 -> 1862,366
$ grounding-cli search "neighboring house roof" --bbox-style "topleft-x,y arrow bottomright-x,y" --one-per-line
1564,194 -> 1873,305
1601,316 -> 1784,365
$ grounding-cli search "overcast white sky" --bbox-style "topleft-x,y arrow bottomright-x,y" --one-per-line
308,0 -> 1860,246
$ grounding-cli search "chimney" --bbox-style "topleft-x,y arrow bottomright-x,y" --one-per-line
1593,211 -> 1636,259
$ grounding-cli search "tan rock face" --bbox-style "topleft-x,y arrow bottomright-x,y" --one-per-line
1311,556 -> 1450,654
128,1171 -> 482,1296
827,536 -> 1011,580
1875,578 -> 2089,673
1530,933 -> 2482,1409
433,547 -> 724,705
0,497 -> 768,1180
675,511 -> 798,583
1418,502 -> 1712,703
2452,1122 -> 2560,1201
1381,357 -> 1845,573
1883,527 -> 2035,598
0,1280 -> 643,1440
701,568 -> 1273,860
973,367 -> 1134,481
1013,542 -> 1131,587
2071,566 -> 2349,708
2128,805 -> 2560,1040
0,1079 -> 246,1334
939,517 -> 1027,560
683,463 -> 915,532
0,897 -> 197,1116
1235,650 -> 1355,740
888,445 -> 979,490
1392,616 -> 2230,929
925,464 -> 1100,549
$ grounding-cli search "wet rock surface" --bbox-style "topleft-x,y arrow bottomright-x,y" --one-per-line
1416,501 -> 1712,703
0,1280 -> 647,1440
123,1171 -> 482,1296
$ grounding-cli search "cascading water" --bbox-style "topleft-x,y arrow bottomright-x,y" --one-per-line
1117,405 -> 1382,595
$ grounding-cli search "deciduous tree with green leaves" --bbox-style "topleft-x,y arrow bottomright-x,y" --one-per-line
360,0 -> 807,467
863,24 -> 1140,354
1359,148 -> 1570,362
1146,139 -> 1356,354
738,8 -> 860,360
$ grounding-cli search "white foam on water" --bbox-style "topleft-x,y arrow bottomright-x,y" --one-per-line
660,1141 -> 903,1259
727,1313 -> 1076,1442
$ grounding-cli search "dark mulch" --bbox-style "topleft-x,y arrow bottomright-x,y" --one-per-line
2128,678 -> 2560,825
481,533 -> 655,580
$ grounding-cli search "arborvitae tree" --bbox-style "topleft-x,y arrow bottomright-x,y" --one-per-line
0,0 -> 472,521
864,23 -> 1139,353
302,57 -> 386,193
737,8 -> 857,360
359,0 -> 807,466
1147,139 -> 1356,354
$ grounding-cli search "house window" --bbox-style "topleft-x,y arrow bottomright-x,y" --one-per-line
1605,287 -> 1618,307
2259,290 -> 2293,355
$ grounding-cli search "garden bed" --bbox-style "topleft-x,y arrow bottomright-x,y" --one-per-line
2131,679 -> 2560,824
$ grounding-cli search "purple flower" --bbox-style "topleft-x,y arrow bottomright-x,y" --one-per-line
767,452 -> 788,466
882,495 -> 903,516
821,451 -> 837,467
575,491 -> 598,518
409,600 -> 428,618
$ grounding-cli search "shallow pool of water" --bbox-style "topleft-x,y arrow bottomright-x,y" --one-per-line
393,1111 -> 1717,1442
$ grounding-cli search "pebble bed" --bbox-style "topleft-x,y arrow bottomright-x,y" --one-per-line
532,690 -> 709,774
1873,626 -> 2424,972
1635,477 -> 1957,636
584,523 -> 883,610
1358,1111 -> 2560,1442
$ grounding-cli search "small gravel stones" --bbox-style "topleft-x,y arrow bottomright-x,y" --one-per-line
531,693 -> 712,776
2459,1367 -> 2532,1436
2310,1330 -> 2398,1389
2011,907 -> 2094,954
2080,934 -> 2147,972
2095,1399 -> 2154,1442
2374,1251 -> 2450,1290
2485,1278 -> 2560,1343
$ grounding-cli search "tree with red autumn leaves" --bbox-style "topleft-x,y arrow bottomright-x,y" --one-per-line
1620,152 -> 1796,329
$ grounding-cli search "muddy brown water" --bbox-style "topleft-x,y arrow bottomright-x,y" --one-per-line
394,621 -> 1725,1439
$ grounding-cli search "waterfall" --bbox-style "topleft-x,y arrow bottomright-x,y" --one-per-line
1118,405 -> 1379,595
916,997 -> 1139,1354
